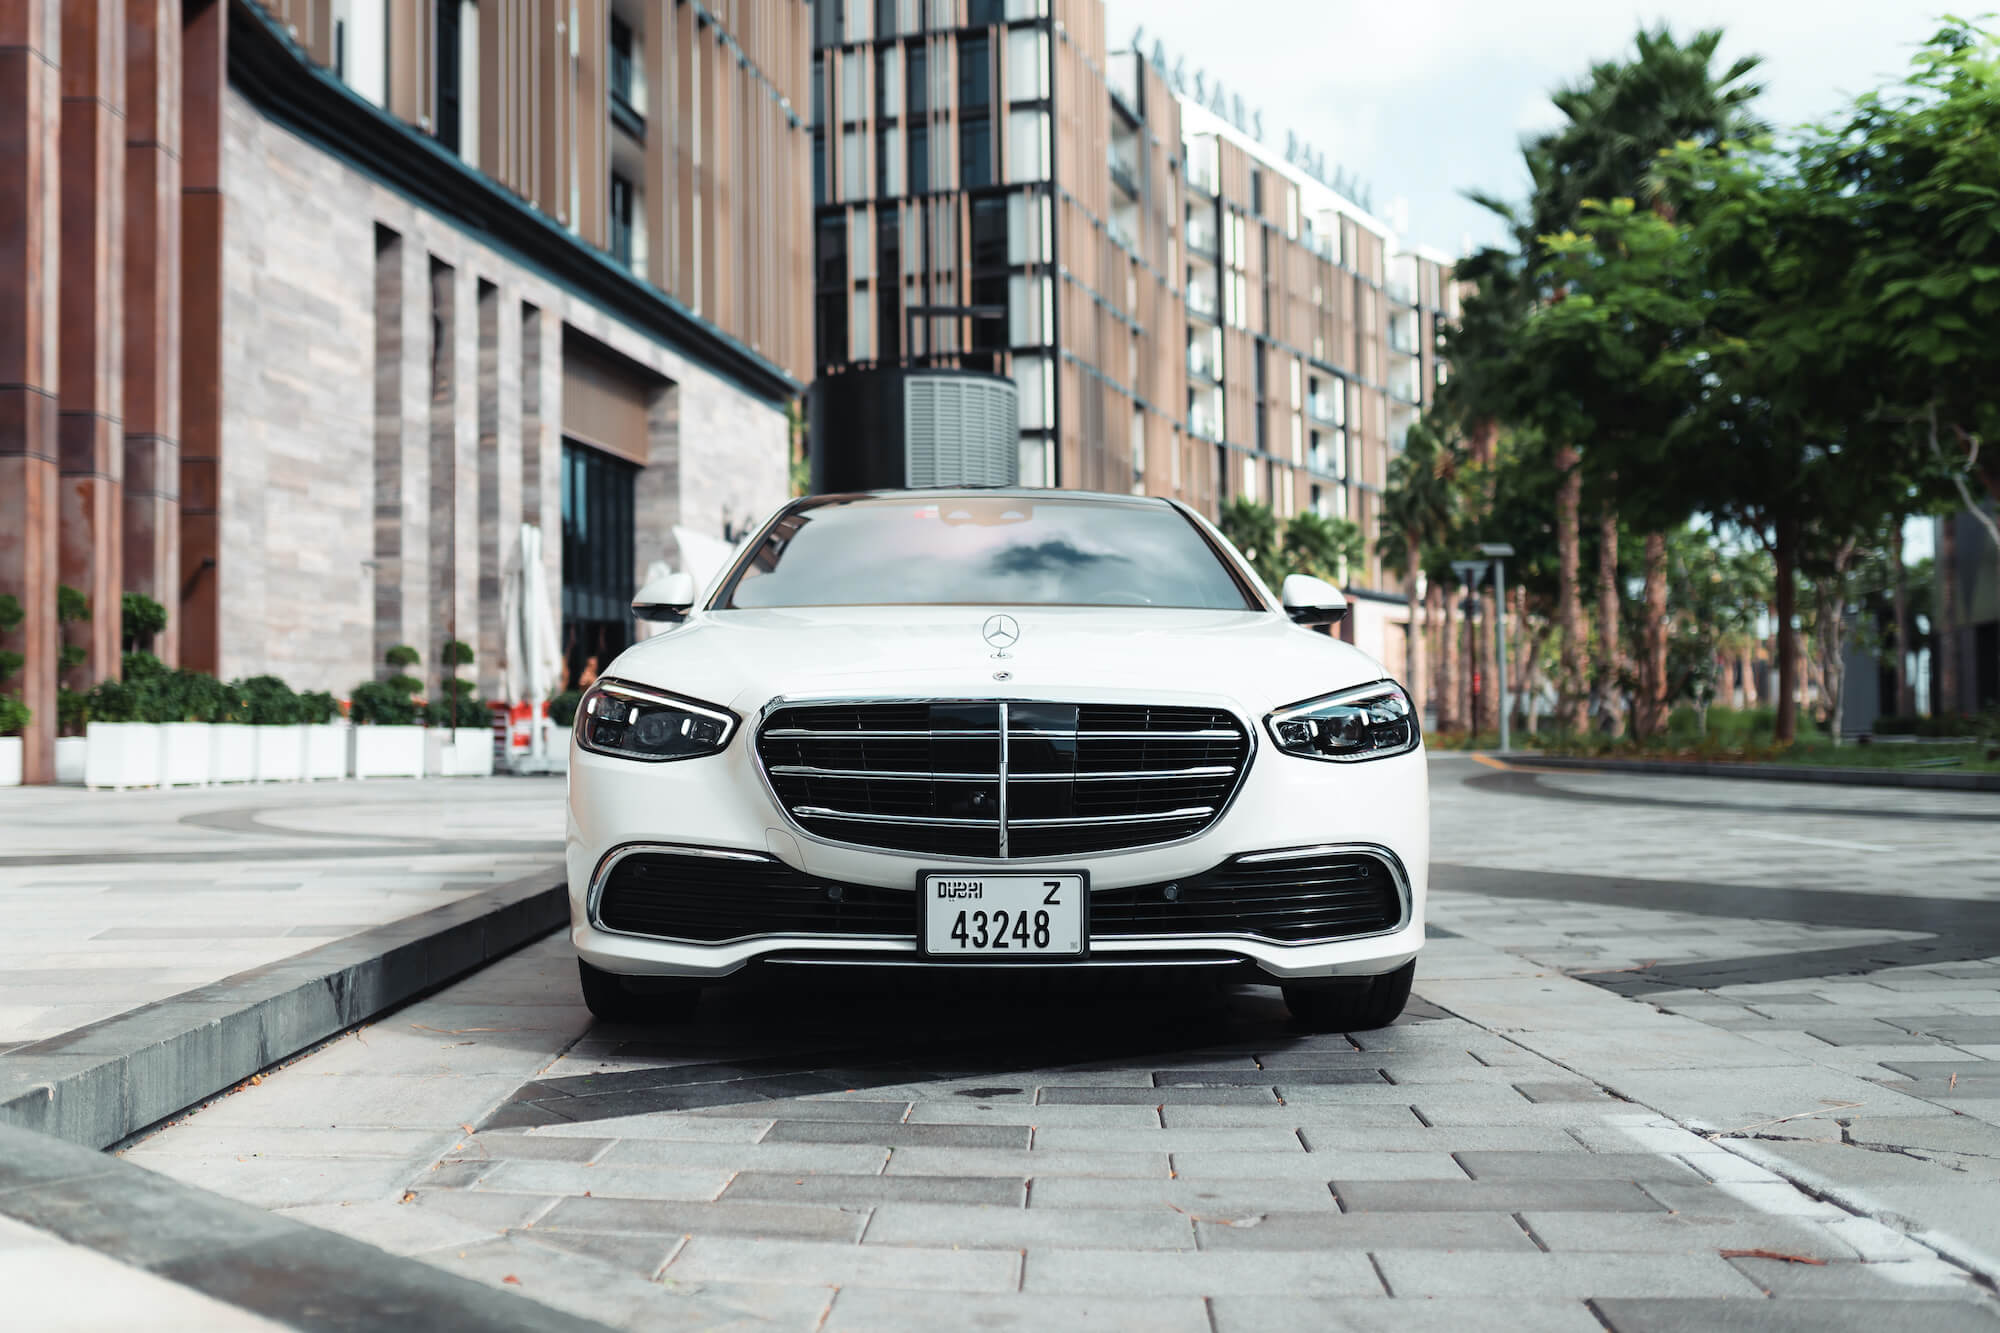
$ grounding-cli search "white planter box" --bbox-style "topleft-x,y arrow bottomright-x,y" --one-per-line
0,737 -> 20,786
352,725 -> 425,779
54,736 -> 86,784
423,728 -> 447,776
304,724 -> 348,780
209,723 -> 257,783
86,721 -> 164,789
254,724 -> 307,782
440,726 -> 494,777
159,722 -> 210,787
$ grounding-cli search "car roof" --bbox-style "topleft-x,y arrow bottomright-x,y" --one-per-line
795,488 -> 1175,509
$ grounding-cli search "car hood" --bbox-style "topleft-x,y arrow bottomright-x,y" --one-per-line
602,605 -> 1393,717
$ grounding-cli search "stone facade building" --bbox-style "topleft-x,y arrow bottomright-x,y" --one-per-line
1,0 -> 810,781
807,0 -> 1455,671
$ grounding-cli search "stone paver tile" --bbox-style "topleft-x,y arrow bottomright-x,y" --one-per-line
1519,1211 -> 1858,1258
1025,1176 -> 1340,1214
155,1073 -> 532,1130
1161,1104 -> 1418,1129
446,1134 -> 613,1163
1640,1182 -> 1848,1222
127,1154 -> 420,1211
1727,1255 -> 1988,1298
539,1196 -> 867,1242
1172,1150 -> 1465,1181
1592,1298 -> 2000,1333
405,1188 -> 560,1231
763,1120 -> 1029,1149
724,1171 -> 1026,1207
1335,1178 -> 1664,1213
593,1140 -> 889,1173
1372,1250 -> 1765,1299
468,1160 -> 732,1201
1456,1151 -> 1705,1184
521,1115 -> 771,1142
823,1288 -> 1211,1333
666,1236 -> 1021,1293
885,1148 -> 1168,1178
693,1099 -> 911,1122
1021,1247 -> 1380,1297
1151,1067 -> 1383,1087
417,1234 -> 703,1328
276,1199 -> 517,1258
119,1126 -> 457,1162
1209,1296 -> 1606,1333
1029,1127 -> 1305,1152
1297,1126 -> 1582,1152
905,1102 -> 1161,1127
863,1202 -> 1194,1251
1034,1086 -> 1277,1105
1196,1209 -> 1536,1252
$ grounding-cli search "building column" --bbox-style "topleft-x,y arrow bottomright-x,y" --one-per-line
57,0 -> 125,688
123,0 -> 182,664
177,0 -> 224,673
0,0 -> 64,783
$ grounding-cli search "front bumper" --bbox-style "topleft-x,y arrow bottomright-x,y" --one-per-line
565,715 -> 1428,983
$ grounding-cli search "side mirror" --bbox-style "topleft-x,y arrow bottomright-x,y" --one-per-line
633,571 -> 697,623
1280,573 -> 1348,627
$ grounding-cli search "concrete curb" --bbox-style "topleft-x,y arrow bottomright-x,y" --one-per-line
0,867 -> 566,1149
1496,752 -> 2000,792
0,1120 -> 611,1331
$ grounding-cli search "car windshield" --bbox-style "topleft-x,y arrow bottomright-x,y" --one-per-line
719,494 -> 1258,610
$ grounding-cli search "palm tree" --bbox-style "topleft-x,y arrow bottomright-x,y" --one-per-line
1520,25 -> 1767,732
1283,512 -> 1365,587
1217,496 -> 1283,589
1380,421 -> 1459,718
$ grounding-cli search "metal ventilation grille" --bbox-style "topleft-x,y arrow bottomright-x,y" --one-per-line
905,377 -> 1019,487
757,701 -> 1249,858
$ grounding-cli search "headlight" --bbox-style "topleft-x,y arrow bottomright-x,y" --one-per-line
1266,680 -> 1420,762
575,678 -> 737,762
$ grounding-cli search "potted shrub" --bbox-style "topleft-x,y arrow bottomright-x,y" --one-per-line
0,593 -> 24,786
84,657 -> 166,789
298,689 -> 347,780
428,640 -> 491,776
349,645 -> 425,779
237,675 -> 306,782
193,672 -> 255,784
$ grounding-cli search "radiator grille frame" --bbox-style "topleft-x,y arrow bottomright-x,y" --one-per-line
752,695 -> 1257,861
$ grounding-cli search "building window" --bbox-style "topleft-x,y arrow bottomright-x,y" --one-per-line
609,174 -> 634,268
908,125 -> 930,194
609,16 -> 636,113
969,0 -> 1004,25
877,46 -> 902,120
334,17 -> 346,79
877,126 -> 903,195
434,0 -> 461,153
960,119 -> 991,188
959,36 -> 990,109
908,48 -> 928,115
560,441 -> 638,691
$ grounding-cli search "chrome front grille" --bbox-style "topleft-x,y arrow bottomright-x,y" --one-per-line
757,700 -> 1251,858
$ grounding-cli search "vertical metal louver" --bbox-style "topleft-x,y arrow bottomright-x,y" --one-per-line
905,376 -> 1019,487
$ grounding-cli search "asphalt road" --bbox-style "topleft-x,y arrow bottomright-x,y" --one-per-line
86,757 -> 2000,1330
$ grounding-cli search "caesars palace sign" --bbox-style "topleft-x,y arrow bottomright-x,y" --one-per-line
1131,27 -> 1374,213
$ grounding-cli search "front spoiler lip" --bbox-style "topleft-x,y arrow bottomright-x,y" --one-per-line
579,839 -> 1417,974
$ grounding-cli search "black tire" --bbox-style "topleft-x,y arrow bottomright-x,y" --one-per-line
577,960 -> 700,1025
1283,961 -> 1415,1033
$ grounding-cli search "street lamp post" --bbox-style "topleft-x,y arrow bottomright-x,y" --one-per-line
1478,543 -> 1515,753
1449,559 -> 1491,740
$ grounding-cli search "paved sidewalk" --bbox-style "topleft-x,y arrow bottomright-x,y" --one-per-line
0,778 -> 564,1048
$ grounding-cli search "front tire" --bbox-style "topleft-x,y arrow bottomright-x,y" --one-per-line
578,960 -> 700,1025
1283,961 -> 1415,1033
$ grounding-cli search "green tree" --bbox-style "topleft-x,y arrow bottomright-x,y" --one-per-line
1379,419 -> 1461,712
1282,511 -> 1364,586
1217,497 -> 1283,589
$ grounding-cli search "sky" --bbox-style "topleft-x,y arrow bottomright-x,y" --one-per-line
1098,0 -> 1950,256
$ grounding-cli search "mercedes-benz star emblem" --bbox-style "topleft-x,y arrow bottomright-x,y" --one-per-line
982,614 -> 1021,651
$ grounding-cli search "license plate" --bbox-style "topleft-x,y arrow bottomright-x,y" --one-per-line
920,872 -> 1087,959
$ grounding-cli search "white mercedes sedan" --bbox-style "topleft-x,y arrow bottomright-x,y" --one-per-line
565,489 -> 1427,1030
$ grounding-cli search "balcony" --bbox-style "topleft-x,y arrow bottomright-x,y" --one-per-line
1187,342 -> 1220,383
1109,146 -> 1140,200
1188,407 -> 1221,441
1306,393 -> 1339,424
1185,216 -> 1219,262
1186,281 -> 1219,322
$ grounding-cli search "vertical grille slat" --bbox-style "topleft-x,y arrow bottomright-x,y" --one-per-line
757,700 -> 1249,858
